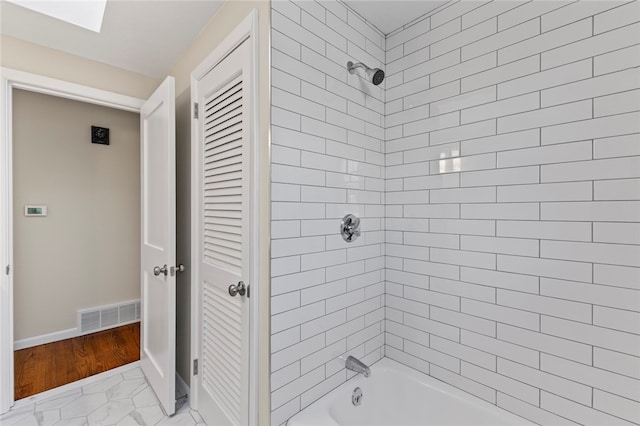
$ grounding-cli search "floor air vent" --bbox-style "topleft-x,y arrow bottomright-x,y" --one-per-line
78,300 -> 140,334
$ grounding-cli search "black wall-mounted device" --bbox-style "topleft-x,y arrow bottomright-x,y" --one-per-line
91,126 -> 110,145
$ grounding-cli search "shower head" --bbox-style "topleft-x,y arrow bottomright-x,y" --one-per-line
347,61 -> 385,86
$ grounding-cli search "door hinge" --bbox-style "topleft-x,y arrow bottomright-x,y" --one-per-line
193,102 -> 199,119
5,265 -> 9,275
193,359 -> 198,375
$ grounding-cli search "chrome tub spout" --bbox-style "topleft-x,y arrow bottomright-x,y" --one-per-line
345,355 -> 370,377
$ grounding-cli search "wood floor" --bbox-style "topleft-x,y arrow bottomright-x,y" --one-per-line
14,323 -> 140,400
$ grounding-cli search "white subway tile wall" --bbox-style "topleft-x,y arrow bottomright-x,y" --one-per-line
271,1 -> 640,425
383,0 -> 640,424
270,1 -> 386,424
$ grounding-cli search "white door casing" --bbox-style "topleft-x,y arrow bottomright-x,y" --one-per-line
190,10 -> 259,426
0,68 -> 14,416
140,76 -> 177,416
0,68 -> 145,415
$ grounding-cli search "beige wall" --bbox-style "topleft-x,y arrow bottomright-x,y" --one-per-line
13,89 -> 140,340
0,35 -> 159,100
167,1 -> 271,422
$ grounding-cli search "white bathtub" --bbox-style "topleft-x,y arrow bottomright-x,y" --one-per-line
287,358 -> 534,426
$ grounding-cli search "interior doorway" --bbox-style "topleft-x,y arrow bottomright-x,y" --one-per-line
11,88 -> 141,399
0,69 -> 152,414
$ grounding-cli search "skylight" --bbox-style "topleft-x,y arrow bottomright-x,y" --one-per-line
6,0 -> 107,33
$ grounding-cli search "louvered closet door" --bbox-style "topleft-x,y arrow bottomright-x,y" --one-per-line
197,38 -> 251,426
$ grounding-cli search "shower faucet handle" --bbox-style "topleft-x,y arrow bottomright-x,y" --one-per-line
341,214 -> 361,242
347,228 -> 361,241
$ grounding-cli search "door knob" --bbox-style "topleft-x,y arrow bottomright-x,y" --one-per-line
170,264 -> 185,276
153,265 -> 168,276
228,281 -> 246,297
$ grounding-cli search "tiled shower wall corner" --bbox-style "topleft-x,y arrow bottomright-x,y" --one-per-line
269,1 -> 386,424
384,1 -> 640,425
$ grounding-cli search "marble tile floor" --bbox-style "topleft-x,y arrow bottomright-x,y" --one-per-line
0,366 -> 204,425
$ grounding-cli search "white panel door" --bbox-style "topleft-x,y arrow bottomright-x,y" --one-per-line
140,76 -> 176,416
196,39 -> 251,426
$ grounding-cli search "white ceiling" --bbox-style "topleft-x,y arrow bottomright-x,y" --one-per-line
344,0 -> 448,35
0,0 -> 224,78
0,0 -> 446,79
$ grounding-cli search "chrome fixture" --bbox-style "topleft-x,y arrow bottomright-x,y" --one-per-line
341,214 -> 361,242
345,355 -> 370,377
352,387 -> 363,406
228,281 -> 247,297
154,264 -> 185,277
153,265 -> 168,276
347,61 -> 385,85
172,264 -> 185,275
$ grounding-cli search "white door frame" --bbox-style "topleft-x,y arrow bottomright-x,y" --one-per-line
0,67 -> 144,414
189,9 -> 260,425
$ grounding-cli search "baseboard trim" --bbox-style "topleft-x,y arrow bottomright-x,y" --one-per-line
13,328 -> 78,350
